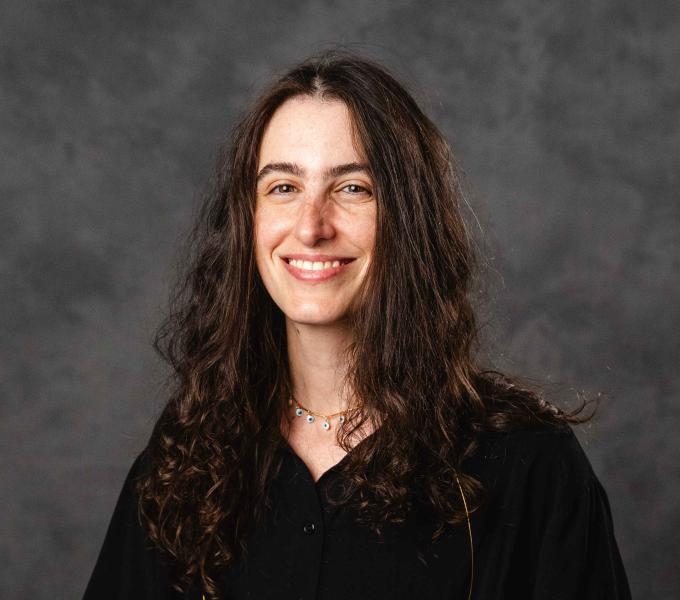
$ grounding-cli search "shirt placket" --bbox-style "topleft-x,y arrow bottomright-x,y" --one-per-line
283,455 -> 327,600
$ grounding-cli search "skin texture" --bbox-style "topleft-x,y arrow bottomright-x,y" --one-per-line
254,96 -> 377,480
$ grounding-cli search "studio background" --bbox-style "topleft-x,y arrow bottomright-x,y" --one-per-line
1,2 -> 678,599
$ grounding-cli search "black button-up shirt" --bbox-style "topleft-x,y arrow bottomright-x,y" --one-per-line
84,426 -> 632,599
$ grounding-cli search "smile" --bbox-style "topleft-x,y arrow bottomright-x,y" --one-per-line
280,256 -> 356,282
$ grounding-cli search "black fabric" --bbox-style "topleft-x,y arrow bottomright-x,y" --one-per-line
83,425 -> 631,599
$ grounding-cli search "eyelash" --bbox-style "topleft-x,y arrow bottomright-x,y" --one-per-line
270,183 -> 371,196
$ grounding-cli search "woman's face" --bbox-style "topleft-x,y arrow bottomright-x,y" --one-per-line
254,95 -> 376,326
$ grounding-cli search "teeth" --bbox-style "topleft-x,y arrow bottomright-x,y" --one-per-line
287,258 -> 348,270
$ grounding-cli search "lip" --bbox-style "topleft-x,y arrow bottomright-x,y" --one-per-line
279,255 -> 356,282
282,253 -> 355,262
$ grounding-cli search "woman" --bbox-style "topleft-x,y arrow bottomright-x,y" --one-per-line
83,51 -> 631,599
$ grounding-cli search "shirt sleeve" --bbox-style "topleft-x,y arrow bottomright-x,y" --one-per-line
82,453 -> 186,600
528,430 -> 632,600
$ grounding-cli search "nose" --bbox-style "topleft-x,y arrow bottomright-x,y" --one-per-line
293,192 -> 336,246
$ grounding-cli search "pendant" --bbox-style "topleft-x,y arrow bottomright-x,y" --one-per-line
291,399 -> 341,432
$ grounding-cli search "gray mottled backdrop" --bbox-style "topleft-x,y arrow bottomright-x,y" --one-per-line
1,1 -> 678,598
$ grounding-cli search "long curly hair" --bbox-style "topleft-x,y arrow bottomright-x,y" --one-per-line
136,49 -> 593,597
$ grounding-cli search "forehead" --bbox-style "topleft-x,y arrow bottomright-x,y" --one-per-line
257,96 -> 364,167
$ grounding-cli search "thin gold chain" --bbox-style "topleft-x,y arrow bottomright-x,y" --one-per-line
455,472 -> 474,600
289,395 -> 356,420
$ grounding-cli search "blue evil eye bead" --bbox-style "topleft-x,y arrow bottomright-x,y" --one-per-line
306,414 -> 314,423
295,407 -> 304,417
322,420 -> 330,430
338,415 -> 345,423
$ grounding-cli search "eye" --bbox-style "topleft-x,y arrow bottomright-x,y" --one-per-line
340,183 -> 372,196
270,183 -> 298,194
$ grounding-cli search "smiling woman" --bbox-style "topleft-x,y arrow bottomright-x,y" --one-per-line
83,50 -> 631,600
254,96 -> 376,328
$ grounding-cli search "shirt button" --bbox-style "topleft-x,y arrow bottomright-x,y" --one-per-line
302,522 -> 316,535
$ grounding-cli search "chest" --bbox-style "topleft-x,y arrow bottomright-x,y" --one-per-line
283,419 -> 349,482
220,447 -> 474,600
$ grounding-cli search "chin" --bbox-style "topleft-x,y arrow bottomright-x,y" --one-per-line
285,307 -> 348,327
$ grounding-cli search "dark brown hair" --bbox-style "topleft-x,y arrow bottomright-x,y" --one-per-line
136,49 -> 592,597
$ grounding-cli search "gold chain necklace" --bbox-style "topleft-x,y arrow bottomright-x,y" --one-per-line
455,472 -> 474,600
287,395 -> 354,431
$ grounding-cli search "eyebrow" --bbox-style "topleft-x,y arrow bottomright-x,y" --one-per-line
255,161 -> 370,185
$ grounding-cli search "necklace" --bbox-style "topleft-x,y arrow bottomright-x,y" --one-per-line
288,395 -> 352,431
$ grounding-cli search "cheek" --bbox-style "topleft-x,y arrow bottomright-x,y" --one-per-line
253,208 -> 273,253
356,211 -> 377,254
253,218 -> 271,278
254,206 -> 288,265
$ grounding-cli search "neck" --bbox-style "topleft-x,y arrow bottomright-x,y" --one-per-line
285,317 -> 355,415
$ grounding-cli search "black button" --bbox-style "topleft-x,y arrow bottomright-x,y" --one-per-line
302,522 -> 316,535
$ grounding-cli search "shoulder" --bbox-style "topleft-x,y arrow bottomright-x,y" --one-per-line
104,447 -> 154,519
469,422 -> 590,465
464,423 -> 597,499
461,425 -> 632,597
463,424 -> 613,549
117,449 -> 150,497
83,448 -> 178,598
